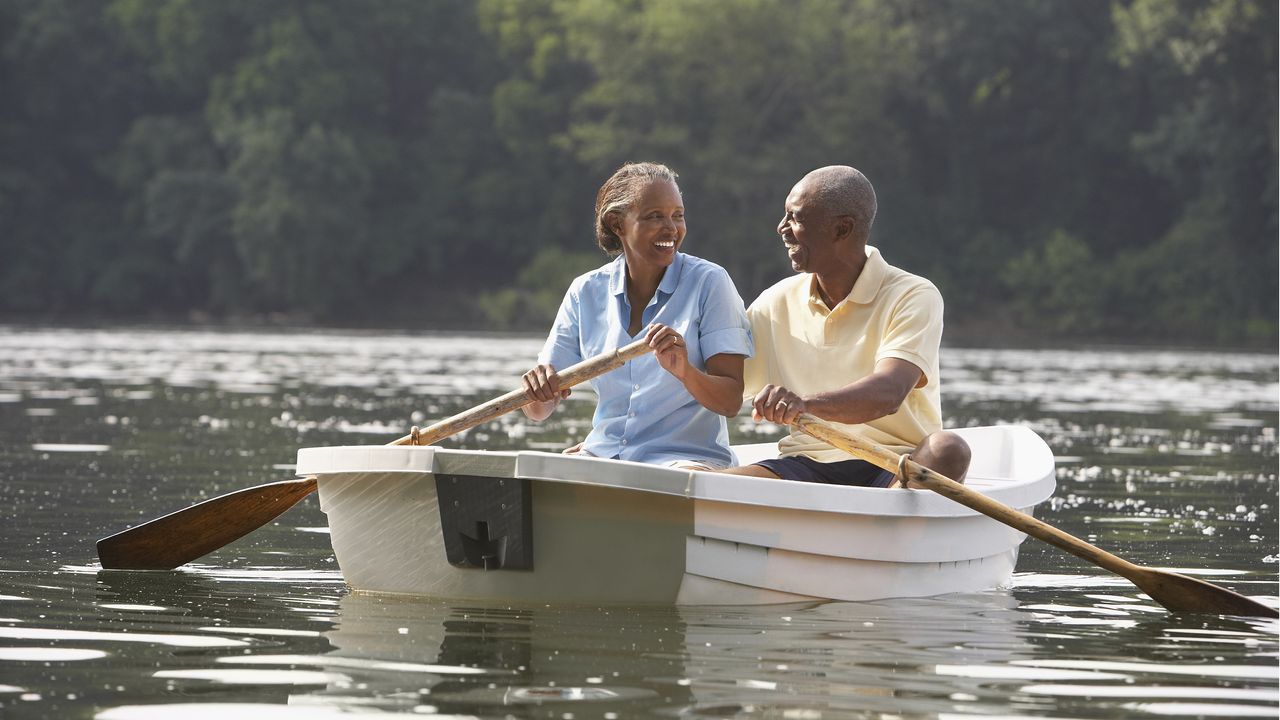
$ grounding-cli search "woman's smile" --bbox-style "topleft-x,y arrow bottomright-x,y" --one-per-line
616,180 -> 686,273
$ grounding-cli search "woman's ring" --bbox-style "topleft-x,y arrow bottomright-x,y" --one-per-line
777,400 -> 789,409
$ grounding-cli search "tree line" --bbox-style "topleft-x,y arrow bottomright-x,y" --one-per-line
1,0 -> 1275,345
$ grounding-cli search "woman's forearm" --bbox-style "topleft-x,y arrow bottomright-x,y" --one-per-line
679,353 -> 745,417
521,398 -> 558,422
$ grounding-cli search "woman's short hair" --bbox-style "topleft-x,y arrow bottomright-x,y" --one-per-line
594,162 -> 679,255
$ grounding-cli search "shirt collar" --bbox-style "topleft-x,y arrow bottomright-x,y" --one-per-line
608,254 -> 627,296
807,245 -> 888,310
848,245 -> 887,304
609,252 -> 685,297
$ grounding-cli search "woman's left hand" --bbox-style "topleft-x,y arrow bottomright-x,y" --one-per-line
645,323 -> 690,380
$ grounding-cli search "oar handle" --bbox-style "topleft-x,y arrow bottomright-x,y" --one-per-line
394,338 -> 653,447
792,413 -> 1144,579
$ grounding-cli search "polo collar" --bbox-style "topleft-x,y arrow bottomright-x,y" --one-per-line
807,245 -> 888,310
848,245 -> 887,304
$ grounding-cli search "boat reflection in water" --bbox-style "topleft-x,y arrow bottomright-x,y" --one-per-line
290,589 -> 1036,716
291,592 -> 683,712
79,567 -> 1278,718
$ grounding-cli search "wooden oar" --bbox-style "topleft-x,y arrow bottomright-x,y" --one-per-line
96,339 -> 654,570
792,413 -> 1279,618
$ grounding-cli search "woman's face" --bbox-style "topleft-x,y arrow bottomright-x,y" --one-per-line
614,180 -> 685,274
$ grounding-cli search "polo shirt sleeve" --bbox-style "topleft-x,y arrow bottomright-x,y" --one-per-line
697,267 -> 753,360
877,285 -> 943,386
537,283 -> 584,370
742,298 -> 769,399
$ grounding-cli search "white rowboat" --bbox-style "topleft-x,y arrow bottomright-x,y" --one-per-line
296,425 -> 1056,604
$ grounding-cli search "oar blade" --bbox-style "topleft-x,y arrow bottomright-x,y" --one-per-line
794,413 -> 1280,619
1133,568 -> 1278,618
97,478 -> 318,570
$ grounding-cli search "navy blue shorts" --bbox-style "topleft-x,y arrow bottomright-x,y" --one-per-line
755,456 -> 896,488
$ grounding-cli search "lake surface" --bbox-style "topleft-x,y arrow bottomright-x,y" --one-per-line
0,326 -> 1276,719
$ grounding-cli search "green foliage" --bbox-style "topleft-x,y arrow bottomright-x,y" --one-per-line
224,111 -> 373,316
479,246 -> 603,330
0,0 -> 1273,345
1002,230 -> 1104,336
1111,199 -> 1278,343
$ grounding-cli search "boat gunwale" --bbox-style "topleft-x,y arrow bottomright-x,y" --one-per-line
298,426 -> 1057,520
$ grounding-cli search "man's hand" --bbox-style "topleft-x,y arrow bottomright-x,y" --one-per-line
752,384 -> 805,425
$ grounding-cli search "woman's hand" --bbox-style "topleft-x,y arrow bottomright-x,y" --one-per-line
645,323 -> 690,380
521,363 -> 570,422
647,323 -> 745,417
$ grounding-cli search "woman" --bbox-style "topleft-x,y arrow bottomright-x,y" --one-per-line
522,162 -> 752,469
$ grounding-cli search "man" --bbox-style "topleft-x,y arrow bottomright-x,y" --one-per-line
721,165 -> 970,486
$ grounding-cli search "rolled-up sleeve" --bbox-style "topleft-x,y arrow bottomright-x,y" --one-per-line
538,283 -> 584,370
697,267 -> 753,359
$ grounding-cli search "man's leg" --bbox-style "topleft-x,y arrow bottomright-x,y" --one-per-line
904,430 -> 971,486
715,457 -> 890,486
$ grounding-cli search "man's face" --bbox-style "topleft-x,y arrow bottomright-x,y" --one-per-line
776,181 -> 832,273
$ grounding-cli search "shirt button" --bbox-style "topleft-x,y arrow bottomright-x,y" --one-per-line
629,412 -> 636,418
633,384 -> 640,391
621,439 -> 628,445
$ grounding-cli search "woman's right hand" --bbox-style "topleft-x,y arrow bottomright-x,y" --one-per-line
522,363 -> 570,403
521,363 -> 570,422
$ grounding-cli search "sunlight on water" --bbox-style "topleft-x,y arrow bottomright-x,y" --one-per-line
30,443 -> 111,452
1,326 -> 1276,718
222,654 -> 493,675
154,668 -> 351,685
0,647 -> 107,661
97,703 -> 465,719
1019,659 -> 1279,679
0,626 -> 250,648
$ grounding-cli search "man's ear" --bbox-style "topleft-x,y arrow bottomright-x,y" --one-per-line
832,215 -> 855,243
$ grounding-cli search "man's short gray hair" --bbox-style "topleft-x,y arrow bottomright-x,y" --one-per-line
802,165 -> 877,241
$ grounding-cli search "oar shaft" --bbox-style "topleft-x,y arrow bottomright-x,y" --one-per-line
795,413 -> 1278,617
903,461 -> 1142,577
394,338 -> 652,446
793,414 -> 1143,579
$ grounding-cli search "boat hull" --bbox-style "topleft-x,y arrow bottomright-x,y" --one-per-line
301,425 -> 1056,605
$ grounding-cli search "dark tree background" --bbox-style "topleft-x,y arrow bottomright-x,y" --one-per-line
1,0 -> 1275,345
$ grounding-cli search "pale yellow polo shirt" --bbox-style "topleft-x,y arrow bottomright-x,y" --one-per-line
743,245 -> 944,459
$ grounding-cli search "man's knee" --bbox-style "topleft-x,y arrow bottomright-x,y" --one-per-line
914,431 -> 971,481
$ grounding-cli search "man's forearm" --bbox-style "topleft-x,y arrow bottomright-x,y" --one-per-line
802,368 -> 917,425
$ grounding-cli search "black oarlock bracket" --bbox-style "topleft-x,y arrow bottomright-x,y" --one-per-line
435,474 -> 533,571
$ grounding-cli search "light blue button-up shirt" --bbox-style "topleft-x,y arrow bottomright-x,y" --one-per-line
538,252 -> 753,466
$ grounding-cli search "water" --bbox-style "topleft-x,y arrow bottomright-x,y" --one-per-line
0,326 -> 1276,719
